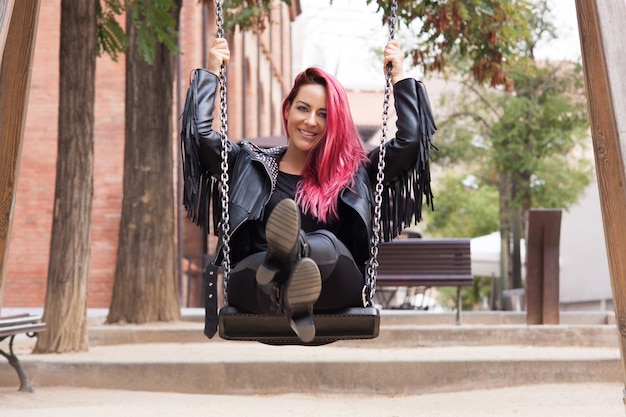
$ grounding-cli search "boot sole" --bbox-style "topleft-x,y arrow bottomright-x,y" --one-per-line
283,258 -> 321,343
256,199 -> 301,286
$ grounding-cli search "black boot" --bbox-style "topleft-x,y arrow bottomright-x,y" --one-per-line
282,257 -> 321,343
256,199 -> 321,342
256,199 -> 303,286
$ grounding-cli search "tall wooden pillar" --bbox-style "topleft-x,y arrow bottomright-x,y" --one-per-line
0,1 -> 15,54
0,0 -> 41,311
575,0 -> 626,405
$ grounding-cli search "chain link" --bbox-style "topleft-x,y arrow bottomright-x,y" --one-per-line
363,0 -> 397,307
215,0 -> 224,39
215,0 -> 231,303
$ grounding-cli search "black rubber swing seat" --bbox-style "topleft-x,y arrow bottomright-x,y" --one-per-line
218,305 -> 380,346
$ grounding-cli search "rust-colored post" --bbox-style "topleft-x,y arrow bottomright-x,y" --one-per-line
575,0 -> 626,407
0,0 -> 41,311
526,209 -> 561,325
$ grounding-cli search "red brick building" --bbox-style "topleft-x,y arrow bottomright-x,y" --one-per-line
4,0 -> 301,308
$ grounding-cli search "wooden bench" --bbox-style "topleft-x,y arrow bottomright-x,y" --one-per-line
375,238 -> 473,324
0,313 -> 47,392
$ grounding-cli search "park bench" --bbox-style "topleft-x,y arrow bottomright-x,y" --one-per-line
375,238 -> 473,324
0,313 -> 46,392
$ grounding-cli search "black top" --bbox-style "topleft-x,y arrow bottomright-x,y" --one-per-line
248,171 -> 341,255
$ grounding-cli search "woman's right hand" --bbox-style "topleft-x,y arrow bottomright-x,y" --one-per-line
207,38 -> 230,75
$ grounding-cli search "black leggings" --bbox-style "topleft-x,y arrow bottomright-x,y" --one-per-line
226,230 -> 365,314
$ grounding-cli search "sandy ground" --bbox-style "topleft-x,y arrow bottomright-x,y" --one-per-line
1,383 -> 624,417
2,310 -> 623,415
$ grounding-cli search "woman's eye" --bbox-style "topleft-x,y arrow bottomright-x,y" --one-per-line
318,112 -> 327,119
297,106 -> 309,112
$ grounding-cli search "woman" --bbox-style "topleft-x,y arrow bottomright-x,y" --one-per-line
181,38 -> 435,343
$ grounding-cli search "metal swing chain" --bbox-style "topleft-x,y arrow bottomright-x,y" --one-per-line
215,0 -> 231,302
363,0 -> 398,308
215,0 -> 397,307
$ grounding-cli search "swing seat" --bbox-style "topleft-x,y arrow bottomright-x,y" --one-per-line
218,305 -> 380,346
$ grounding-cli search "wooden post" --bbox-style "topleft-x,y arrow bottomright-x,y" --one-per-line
0,0 -> 41,311
526,209 -> 561,325
0,1 -> 15,54
575,0 -> 626,406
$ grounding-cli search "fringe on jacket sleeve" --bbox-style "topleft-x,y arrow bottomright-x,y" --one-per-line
180,69 -> 215,232
381,80 -> 437,241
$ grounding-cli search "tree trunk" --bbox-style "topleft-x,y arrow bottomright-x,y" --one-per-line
513,169 -> 533,289
511,206 -> 523,288
511,179 -> 523,289
107,5 -> 181,323
498,172 -> 513,293
34,0 -> 96,353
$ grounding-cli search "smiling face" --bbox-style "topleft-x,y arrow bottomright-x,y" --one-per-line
284,83 -> 328,156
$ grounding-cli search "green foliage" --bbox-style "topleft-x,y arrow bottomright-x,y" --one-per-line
96,0 -> 543,86
369,0 -> 536,89
437,276 -> 493,311
97,0 -> 128,61
530,155 -> 592,209
432,59 -> 591,210
491,64 -> 592,207
96,0 -> 293,63
128,0 -> 180,64
221,0 -> 292,32
96,0 -> 179,64
424,173 -> 499,239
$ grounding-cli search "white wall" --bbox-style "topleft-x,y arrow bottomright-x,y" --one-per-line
559,179 -> 613,303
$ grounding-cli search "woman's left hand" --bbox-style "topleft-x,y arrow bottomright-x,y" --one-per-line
207,38 -> 230,76
383,40 -> 408,84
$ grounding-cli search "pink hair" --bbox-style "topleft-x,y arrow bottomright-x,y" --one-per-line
282,67 -> 368,223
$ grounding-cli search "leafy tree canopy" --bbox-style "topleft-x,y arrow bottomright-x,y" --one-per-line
424,173 -> 500,238
428,58 -> 592,238
97,0 -> 181,64
218,0 -> 292,32
98,0 -> 539,88
370,0 -> 537,89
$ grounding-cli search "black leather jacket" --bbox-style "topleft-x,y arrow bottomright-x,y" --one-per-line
181,69 -> 436,270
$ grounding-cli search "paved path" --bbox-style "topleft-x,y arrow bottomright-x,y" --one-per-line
2,309 -> 623,416
1,383 -> 624,416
